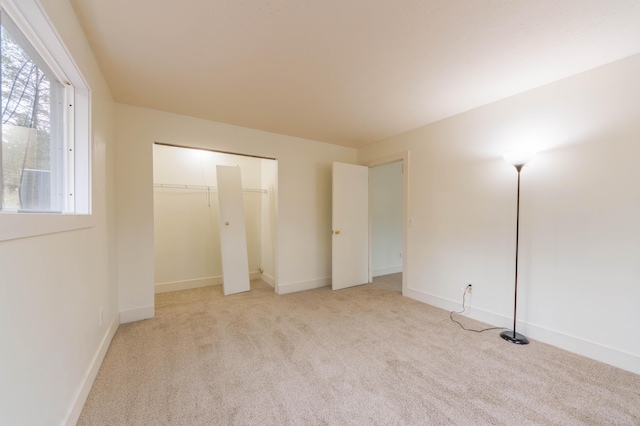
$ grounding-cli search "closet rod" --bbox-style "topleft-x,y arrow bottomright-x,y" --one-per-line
154,183 -> 267,194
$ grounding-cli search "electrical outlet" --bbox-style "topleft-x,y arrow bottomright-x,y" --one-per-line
99,307 -> 104,326
467,284 -> 472,292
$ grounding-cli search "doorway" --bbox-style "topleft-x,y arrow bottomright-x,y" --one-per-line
363,151 -> 404,296
331,152 -> 409,295
152,143 -> 278,294
370,161 -> 403,278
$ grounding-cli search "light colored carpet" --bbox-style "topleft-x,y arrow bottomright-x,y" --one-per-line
79,274 -> 640,425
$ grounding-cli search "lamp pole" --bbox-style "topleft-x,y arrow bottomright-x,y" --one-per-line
501,152 -> 535,345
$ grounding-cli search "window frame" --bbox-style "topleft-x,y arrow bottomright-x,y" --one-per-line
0,0 -> 92,241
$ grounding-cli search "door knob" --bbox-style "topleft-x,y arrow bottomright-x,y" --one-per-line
333,229 -> 341,234
225,221 -> 229,226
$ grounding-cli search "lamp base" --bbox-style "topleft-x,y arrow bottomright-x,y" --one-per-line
500,330 -> 529,345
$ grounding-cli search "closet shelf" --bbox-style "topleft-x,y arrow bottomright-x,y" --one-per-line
154,183 -> 267,194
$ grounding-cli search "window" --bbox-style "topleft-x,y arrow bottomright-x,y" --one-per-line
1,15 -> 68,212
0,0 -> 91,240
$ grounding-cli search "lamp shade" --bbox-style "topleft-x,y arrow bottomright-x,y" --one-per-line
503,151 -> 536,167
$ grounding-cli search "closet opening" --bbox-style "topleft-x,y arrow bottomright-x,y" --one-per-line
152,143 -> 278,295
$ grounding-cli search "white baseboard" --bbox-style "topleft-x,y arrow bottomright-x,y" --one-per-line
277,276 -> 331,295
525,323 -> 639,375
155,272 -> 264,294
155,276 -> 221,294
262,273 -> 275,287
405,287 -> 640,375
64,313 -> 120,426
373,265 -> 402,277
119,305 -> 154,324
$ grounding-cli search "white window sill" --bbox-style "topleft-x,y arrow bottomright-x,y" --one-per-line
0,212 -> 93,241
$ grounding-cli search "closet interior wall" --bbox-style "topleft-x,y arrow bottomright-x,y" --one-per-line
152,144 -> 276,293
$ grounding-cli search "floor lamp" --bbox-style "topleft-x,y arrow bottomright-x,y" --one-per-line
500,151 -> 536,345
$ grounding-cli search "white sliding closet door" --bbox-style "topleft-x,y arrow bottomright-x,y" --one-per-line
216,165 -> 250,295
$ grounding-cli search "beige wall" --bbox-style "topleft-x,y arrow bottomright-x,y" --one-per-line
115,104 -> 356,320
359,54 -> 640,374
0,0 -> 117,424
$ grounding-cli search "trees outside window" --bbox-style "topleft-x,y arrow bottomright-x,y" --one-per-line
1,18 -> 64,212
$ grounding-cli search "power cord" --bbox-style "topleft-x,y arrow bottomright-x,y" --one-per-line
449,284 -> 507,333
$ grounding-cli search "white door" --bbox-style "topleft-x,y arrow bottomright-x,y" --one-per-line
332,162 -> 369,290
217,165 -> 251,295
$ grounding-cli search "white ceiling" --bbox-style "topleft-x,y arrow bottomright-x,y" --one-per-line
69,0 -> 640,148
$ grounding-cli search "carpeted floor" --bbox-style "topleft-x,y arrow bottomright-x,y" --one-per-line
79,274 -> 640,425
